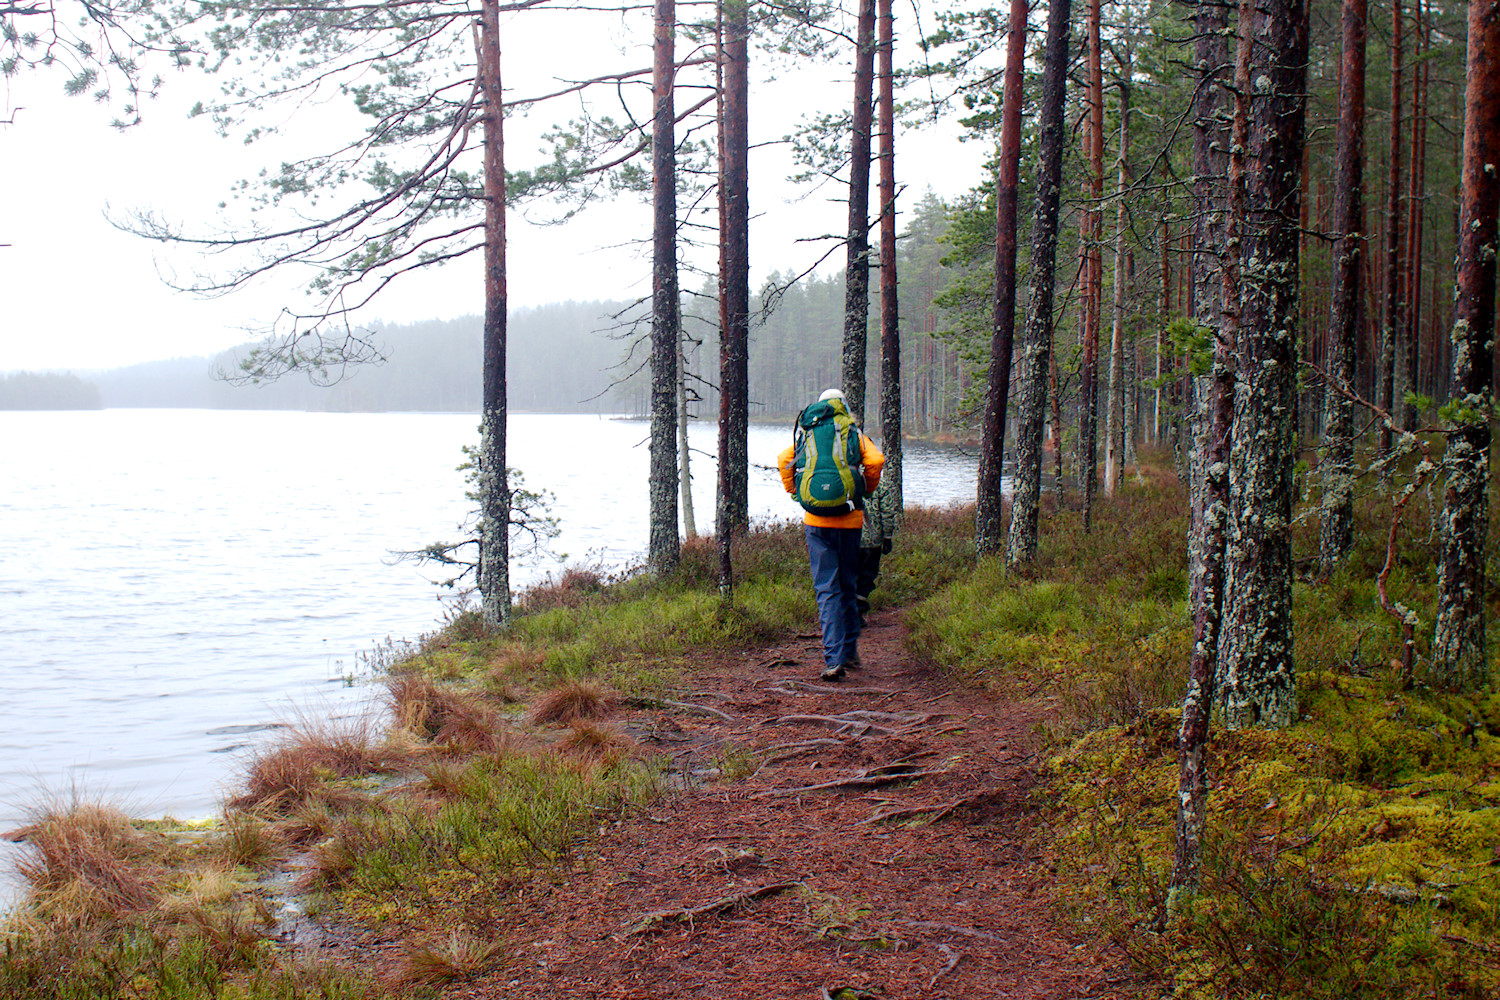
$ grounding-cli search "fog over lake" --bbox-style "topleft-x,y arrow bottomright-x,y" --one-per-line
0,408 -> 979,896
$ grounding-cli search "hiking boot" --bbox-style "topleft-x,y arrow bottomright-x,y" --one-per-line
820,662 -> 847,682
846,650 -> 862,670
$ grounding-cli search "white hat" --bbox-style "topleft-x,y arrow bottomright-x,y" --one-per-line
818,388 -> 845,402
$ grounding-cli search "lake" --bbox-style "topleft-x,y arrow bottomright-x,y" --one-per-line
0,409 -> 979,895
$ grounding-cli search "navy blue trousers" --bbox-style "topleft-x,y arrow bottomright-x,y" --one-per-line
805,525 -> 862,668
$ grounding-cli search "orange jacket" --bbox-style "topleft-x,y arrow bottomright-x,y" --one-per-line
777,434 -> 886,529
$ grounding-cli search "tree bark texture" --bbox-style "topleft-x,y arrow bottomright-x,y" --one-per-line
1432,0 -> 1500,690
1105,60 -> 1131,497
1317,0 -> 1367,574
1080,0 -> 1105,532
842,0 -> 877,424
678,332 -> 696,538
1171,0 -> 1253,898
1006,0 -> 1072,568
648,0 -> 682,575
1217,0 -> 1308,731
1187,0 -> 1229,614
974,0 -> 1028,555
1379,0 -> 1402,457
876,0 -> 902,517
477,0 -> 511,627
716,0 -> 750,596
1401,6 -> 1428,430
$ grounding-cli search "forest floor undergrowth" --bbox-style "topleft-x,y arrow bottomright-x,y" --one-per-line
295,608 -> 1147,1000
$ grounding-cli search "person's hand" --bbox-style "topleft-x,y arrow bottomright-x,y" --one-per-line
881,537 -> 892,554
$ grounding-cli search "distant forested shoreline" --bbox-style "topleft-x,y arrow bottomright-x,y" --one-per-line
0,372 -> 103,410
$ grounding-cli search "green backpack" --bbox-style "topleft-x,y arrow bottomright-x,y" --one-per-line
791,398 -> 866,515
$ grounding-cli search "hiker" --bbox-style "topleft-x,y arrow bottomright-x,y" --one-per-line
778,388 -> 885,682
857,481 -> 897,624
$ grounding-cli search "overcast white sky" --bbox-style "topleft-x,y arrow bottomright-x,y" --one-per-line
0,4 -> 991,373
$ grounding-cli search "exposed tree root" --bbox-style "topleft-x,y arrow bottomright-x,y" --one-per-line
861,787 -> 1004,826
758,761 -> 947,797
626,881 -> 804,935
765,709 -> 945,736
929,943 -> 963,988
622,697 -> 736,722
767,680 -> 896,696
896,918 -> 1006,942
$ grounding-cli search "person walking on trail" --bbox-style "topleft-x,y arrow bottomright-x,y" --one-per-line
778,388 -> 885,682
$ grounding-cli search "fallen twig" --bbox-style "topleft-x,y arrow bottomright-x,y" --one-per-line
929,942 -> 963,989
627,881 -> 803,935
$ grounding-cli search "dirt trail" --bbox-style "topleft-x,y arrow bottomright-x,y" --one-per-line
435,609 -> 1144,1000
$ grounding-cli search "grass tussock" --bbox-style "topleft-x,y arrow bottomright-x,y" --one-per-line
12,801 -> 172,922
398,930 -> 506,986
902,455 -> 1500,998
385,671 -> 508,754
528,680 -> 614,725
231,713 -> 405,814
557,721 -> 632,762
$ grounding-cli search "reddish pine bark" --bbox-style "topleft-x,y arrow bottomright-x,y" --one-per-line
1318,0 -> 1367,573
1379,0 -> 1402,455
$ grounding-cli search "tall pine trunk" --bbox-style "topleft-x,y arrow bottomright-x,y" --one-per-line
975,0 -> 1028,553
1006,0 -> 1072,567
876,0 -> 902,513
1080,0 -> 1105,531
1105,57 -> 1131,497
1318,0 -> 1367,574
1187,0 -> 1228,611
1217,0 -> 1308,730
1171,0 -> 1252,898
1432,0 -> 1500,690
843,0 -> 877,423
477,0 -> 511,627
1379,0 -> 1403,457
716,0 -> 750,597
648,0 -> 681,575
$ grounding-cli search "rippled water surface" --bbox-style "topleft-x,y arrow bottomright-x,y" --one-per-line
0,409 -> 978,892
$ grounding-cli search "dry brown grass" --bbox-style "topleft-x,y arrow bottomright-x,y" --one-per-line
216,810 -> 283,868
231,712 -> 403,814
527,680 -> 615,726
556,721 -> 631,762
385,673 -> 507,754
13,801 -> 169,921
